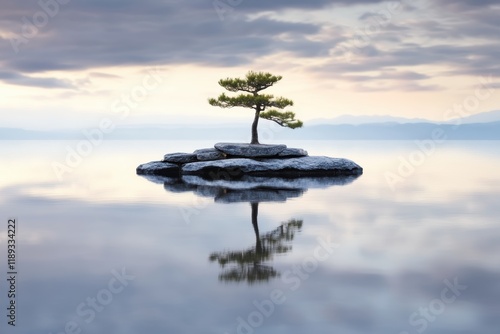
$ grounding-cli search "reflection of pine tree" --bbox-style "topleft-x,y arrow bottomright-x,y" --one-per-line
209,202 -> 303,284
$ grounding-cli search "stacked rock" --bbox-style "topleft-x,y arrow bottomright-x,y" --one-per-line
136,143 -> 362,178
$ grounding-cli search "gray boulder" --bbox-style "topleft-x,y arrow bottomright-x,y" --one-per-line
163,152 -> 197,163
214,143 -> 287,157
136,161 -> 180,177
277,148 -> 308,157
182,156 -> 362,178
193,148 -> 226,161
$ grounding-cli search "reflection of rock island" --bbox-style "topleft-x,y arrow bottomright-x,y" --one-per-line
209,202 -> 302,284
136,143 -> 363,179
137,146 -> 361,283
141,174 -> 360,203
138,173 -> 359,284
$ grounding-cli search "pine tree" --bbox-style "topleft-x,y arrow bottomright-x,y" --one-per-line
208,71 -> 303,144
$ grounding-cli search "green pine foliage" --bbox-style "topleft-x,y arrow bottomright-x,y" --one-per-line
208,71 -> 303,144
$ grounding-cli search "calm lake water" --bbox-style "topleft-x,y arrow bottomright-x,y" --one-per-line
1,140 -> 499,334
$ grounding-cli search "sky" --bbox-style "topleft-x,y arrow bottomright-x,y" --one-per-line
0,0 -> 499,130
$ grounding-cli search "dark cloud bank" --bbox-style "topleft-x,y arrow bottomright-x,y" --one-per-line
0,0 -> 499,89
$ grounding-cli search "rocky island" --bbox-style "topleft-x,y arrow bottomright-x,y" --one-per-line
137,72 -> 362,182
136,143 -> 363,180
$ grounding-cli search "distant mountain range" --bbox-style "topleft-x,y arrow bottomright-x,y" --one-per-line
307,115 -> 430,125
308,110 -> 500,125
2,110 -> 500,140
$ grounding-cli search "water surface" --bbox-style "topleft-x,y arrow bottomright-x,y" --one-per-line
0,140 -> 499,334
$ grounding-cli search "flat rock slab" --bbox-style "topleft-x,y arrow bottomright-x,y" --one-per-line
136,161 -> 180,177
193,148 -> 226,161
182,156 -> 362,178
277,148 -> 308,158
215,143 -> 287,157
163,152 -> 197,164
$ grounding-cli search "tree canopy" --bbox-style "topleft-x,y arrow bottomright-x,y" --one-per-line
208,71 -> 303,144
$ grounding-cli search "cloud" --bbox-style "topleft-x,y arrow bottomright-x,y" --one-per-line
341,70 -> 430,82
89,72 -> 122,79
228,0 -> 388,12
434,0 -> 499,10
338,70 -> 442,91
0,0 -> 498,92
355,81 -> 443,92
0,70 -> 75,89
1,1 -> 323,72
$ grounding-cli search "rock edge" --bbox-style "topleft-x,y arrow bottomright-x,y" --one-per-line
136,143 -> 362,179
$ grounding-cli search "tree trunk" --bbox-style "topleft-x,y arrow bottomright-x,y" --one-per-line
250,108 -> 260,144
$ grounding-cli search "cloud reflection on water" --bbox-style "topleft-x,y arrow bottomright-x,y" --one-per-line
1,141 -> 499,333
